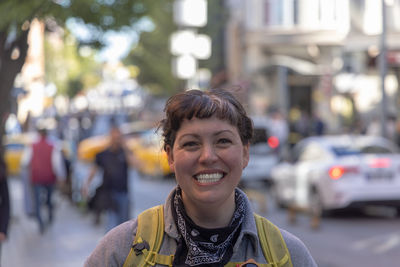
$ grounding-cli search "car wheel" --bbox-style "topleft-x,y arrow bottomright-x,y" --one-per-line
272,184 -> 287,209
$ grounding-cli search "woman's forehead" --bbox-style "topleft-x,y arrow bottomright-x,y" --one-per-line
177,116 -> 238,133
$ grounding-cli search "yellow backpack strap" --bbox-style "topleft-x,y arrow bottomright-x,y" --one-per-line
254,213 -> 293,267
123,205 -> 174,267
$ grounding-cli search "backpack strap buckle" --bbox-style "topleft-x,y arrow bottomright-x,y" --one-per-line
132,240 -> 150,256
145,251 -> 174,266
145,251 -> 157,265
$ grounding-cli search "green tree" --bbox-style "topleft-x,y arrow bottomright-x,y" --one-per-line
0,0 -> 150,158
124,0 -> 181,96
125,0 -> 227,96
44,29 -> 101,98
199,0 -> 228,87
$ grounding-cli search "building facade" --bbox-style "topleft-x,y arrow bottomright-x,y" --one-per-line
226,0 -> 400,140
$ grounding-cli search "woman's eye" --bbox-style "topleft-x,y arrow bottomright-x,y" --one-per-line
218,138 -> 232,144
182,141 -> 198,147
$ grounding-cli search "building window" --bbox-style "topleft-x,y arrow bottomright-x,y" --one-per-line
262,0 -> 347,31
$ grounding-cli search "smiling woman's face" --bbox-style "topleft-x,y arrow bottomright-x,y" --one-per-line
166,115 -> 249,210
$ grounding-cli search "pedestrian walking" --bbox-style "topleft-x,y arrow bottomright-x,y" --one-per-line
0,156 -> 10,264
21,127 -> 66,234
82,123 -> 138,232
85,88 -> 317,266
310,112 -> 325,136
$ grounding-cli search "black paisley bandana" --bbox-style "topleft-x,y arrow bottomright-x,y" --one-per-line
172,187 -> 245,266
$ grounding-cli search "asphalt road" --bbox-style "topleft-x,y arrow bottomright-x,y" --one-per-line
3,171 -> 399,267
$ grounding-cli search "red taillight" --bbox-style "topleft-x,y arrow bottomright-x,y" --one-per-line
329,167 -> 344,180
368,158 -> 391,168
268,136 -> 279,149
329,166 -> 359,180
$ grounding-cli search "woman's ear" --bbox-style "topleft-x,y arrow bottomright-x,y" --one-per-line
166,145 -> 175,172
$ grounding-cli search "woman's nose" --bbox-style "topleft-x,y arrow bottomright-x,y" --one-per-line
199,144 -> 218,163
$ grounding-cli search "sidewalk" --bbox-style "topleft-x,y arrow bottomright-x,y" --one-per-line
2,178 -> 104,267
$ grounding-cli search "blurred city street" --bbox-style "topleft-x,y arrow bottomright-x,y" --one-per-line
2,171 -> 400,267
2,171 -> 177,267
2,177 -> 103,267
2,1 -> 400,267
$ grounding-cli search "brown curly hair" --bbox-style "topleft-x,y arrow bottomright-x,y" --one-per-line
159,88 -> 253,151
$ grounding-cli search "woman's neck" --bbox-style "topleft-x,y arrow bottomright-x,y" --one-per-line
182,192 -> 236,229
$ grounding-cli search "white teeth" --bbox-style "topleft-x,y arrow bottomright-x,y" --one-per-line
195,173 -> 223,184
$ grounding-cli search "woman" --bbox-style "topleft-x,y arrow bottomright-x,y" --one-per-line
85,88 -> 317,266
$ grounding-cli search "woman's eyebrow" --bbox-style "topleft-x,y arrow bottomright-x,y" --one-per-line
215,129 -> 234,135
178,129 -> 234,139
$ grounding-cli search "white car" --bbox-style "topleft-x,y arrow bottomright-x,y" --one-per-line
271,135 -> 400,215
241,126 -> 280,185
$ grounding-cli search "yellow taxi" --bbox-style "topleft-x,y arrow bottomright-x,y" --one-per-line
77,120 -> 155,162
4,133 -> 36,176
77,123 -> 172,178
77,135 -> 110,162
128,130 -> 171,178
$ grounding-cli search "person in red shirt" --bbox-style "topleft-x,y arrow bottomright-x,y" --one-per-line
21,127 -> 66,234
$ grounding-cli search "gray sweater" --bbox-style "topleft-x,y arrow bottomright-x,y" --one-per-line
85,187 -> 317,267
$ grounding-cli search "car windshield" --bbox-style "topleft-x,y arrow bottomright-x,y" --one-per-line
331,144 -> 394,156
5,143 -> 25,150
331,146 -> 359,156
249,127 -> 275,155
251,128 -> 268,145
140,129 -> 162,147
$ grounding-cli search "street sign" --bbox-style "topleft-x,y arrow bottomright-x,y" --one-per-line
192,34 -> 211,60
173,0 -> 207,27
172,55 -> 197,79
170,30 -> 196,56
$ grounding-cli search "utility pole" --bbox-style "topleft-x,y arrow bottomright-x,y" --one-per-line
379,0 -> 388,138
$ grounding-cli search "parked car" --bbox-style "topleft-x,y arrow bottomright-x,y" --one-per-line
270,134 -> 400,215
241,118 -> 280,185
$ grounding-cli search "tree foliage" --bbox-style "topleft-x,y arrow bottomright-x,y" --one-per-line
0,0 -> 152,157
124,0 -> 181,96
125,0 -> 227,96
199,0 -> 228,85
44,30 -> 101,98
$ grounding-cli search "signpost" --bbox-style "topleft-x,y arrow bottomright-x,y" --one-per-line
379,0 -> 388,138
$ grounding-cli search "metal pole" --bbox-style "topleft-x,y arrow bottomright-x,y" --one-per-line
379,0 -> 388,138
277,65 -> 289,118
